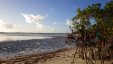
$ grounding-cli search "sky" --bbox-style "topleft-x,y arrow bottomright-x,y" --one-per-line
0,0 -> 111,33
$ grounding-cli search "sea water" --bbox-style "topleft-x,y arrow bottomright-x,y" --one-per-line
0,33 -> 75,59
0,33 -> 66,42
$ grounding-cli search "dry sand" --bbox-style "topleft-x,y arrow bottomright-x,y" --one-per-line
43,48 -> 113,64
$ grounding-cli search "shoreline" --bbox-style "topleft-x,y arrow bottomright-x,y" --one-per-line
0,47 -> 113,64
0,48 -> 71,64
1,36 -> 112,64
0,36 -> 65,42
0,36 -> 76,63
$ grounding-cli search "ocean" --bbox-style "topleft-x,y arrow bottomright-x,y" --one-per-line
0,33 -> 66,42
0,33 -> 75,59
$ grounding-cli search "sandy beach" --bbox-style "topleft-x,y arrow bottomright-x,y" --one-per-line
43,48 -> 113,64
0,36 -> 112,64
0,0 -> 113,64
0,36 -> 75,64
0,48 -> 113,64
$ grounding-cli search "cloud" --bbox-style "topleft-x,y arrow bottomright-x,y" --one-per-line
21,13 -> 45,30
66,19 -> 72,26
21,13 -> 44,29
0,19 -> 22,32
21,13 -> 58,33
21,13 -> 44,23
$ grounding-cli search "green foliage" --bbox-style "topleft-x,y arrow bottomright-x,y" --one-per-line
72,0 -> 113,40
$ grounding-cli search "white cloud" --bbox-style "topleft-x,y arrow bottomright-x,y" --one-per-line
21,13 -> 46,32
21,13 -> 59,33
66,19 -> 72,26
0,19 -> 22,32
21,13 -> 44,24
